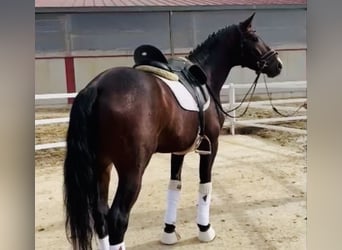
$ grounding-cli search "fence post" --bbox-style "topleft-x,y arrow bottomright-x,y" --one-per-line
229,82 -> 236,135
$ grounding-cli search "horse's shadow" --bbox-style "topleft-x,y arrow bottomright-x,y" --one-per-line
129,237 -> 201,250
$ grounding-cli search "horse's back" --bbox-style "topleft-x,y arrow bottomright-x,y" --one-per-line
93,67 -> 154,92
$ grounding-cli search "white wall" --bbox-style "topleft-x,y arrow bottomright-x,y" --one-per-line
35,59 -> 66,93
74,57 -> 134,91
35,58 -> 67,105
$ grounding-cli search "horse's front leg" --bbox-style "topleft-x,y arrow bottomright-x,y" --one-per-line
197,139 -> 218,242
160,153 -> 184,245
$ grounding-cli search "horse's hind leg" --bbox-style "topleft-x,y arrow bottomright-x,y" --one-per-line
107,172 -> 144,250
107,149 -> 153,250
197,139 -> 218,242
93,163 -> 112,250
161,154 -> 184,245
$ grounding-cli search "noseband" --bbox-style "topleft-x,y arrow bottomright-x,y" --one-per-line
256,49 -> 278,71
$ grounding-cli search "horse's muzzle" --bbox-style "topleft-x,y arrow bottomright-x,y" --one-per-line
264,56 -> 282,78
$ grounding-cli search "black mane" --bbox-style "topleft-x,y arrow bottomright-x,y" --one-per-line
187,24 -> 238,65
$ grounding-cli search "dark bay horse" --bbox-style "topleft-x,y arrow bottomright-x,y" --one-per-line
64,13 -> 282,250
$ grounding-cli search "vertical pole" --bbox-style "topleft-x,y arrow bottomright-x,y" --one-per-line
65,57 -> 76,104
229,82 -> 236,135
168,11 -> 174,57
64,14 -> 75,104
64,14 -> 71,56
191,13 -> 197,48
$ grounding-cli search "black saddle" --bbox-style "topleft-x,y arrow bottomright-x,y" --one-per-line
134,45 -> 207,87
133,45 -> 171,71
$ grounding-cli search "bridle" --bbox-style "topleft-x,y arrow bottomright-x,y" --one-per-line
238,26 -> 278,73
206,26 -> 304,119
256,49 -> 278,72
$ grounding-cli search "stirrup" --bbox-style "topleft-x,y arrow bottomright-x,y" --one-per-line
195,135 -> 212,155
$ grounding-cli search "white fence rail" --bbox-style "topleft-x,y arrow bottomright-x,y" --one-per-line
35,93 -> 77,100
35,81 -> 307,151
222,81 -> 306,135
35,142 -> 66,151
35,117 -> 69,126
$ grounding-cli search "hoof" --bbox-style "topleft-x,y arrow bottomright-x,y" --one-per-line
160,231 -> 180,245
198,226 -> 216,242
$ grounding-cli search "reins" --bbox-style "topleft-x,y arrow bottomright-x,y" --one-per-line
207,72 -> 306,119
207,72 -> 261,119
262,74 -> 306,117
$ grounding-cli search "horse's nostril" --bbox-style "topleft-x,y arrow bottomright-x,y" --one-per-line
278,62 -> 282,70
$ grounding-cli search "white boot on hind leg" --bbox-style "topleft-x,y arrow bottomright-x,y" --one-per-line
196,183 -> 216,242
198,225 -> 216,242
109,242 -> 125,250
160,231 -> 180,245
98,235 -> 110,250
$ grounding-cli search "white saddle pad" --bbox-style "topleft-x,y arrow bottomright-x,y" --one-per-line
155,75 -> 210,112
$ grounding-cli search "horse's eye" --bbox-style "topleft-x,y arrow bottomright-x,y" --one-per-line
252,36 -> 259,42
244,33 -> 258,43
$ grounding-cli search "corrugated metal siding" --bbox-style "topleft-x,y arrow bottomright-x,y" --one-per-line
171,9 -> 306,51
35,14 -> 67,52
35,9 -> 306,54
69,12 -> 171,52
36,0 -> 306,8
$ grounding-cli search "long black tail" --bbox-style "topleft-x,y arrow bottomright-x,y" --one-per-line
64,84 -> 99,250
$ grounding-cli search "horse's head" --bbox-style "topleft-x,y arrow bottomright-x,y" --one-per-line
238,13 -> 283,78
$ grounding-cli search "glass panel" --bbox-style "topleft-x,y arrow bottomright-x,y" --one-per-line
35,14 -> 66,52
69,12 -> 170,53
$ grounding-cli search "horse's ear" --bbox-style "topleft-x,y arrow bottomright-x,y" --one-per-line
239,12 -> 255,32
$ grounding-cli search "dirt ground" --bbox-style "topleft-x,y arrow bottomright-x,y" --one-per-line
35,106 -> 306,250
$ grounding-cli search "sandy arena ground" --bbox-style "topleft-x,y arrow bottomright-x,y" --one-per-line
35,106 -> 306,250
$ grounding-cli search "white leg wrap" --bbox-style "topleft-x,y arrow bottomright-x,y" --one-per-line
196,182 -> 216,242
98,235 -> 109,250
161,180 -> 182,245
164,180 -> 181,225
109,242 -> 125,250
196,182 -> 212,226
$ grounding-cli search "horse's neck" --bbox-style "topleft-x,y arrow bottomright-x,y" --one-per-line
202,51 -> 239,99
205,62 -> 234,97
189,30 -> 240,99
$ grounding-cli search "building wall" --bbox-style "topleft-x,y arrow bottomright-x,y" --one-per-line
35,8 -> 306,103
35,59 -> 66,94
227,49 -> 306,83
74,56 -> 134,91
35,49 -> 305,91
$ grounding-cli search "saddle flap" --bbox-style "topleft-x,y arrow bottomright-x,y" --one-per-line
185,64 -> 207,84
